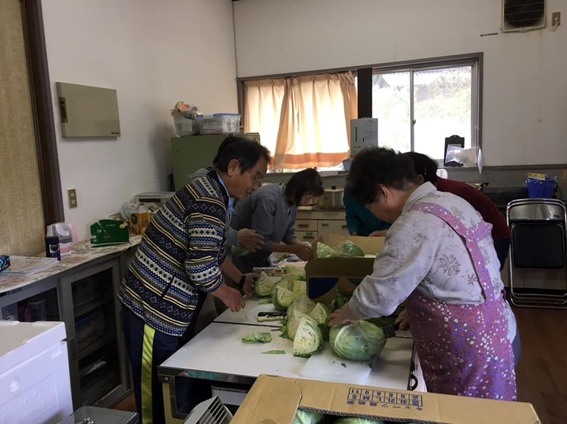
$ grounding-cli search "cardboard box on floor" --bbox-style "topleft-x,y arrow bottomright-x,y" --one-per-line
231,375 -> 541,424
306,234 -> 384,305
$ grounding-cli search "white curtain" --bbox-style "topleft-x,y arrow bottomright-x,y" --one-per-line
244,71 -> 357,169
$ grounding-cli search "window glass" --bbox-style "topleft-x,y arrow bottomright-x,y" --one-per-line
372,59 -> 477,161
372,71 -> 411,153
413,66 -> 473,159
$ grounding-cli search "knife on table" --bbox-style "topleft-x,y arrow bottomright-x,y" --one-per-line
257,311 -> 286,322
381,322 -> 413,339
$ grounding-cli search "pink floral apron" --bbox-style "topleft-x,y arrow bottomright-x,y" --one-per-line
406,202 -> 516,400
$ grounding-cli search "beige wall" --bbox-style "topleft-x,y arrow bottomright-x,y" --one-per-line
41,0 -> 239,241
0,0 -> 45,255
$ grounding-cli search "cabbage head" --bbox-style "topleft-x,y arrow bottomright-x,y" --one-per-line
336,240 -> 365,257
316,242 -> 338,258
329,320 -> 386,361
292,409 -> 325,424
254,271 -> 280,297
283,265 -> 306,280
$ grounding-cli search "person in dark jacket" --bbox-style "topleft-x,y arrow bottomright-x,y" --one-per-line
344,181 -> 391,236
404,152 -> 511,269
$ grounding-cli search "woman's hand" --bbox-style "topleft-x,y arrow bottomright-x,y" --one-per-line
292,244 -> 313,261
394,308 -> 410,330
237,229 -> 264,251
242,273 -> 257,297
328,303 -> 358,326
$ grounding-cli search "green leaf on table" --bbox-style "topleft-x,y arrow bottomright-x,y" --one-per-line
261,349 -> 286,355
241,332 -> 272,343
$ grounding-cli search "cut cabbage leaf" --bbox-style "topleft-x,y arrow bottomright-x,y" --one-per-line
241,332 -> 272,343
335,240 -> 365,257
254,271 -> 281,297
293,317 -> 323,357
261,349 -> 286,355
316,242 -> 337,258
272,285 -> 296,311
283,265 -> 306,281
286,309 -> 317,341
308,302 -> 329,325
288,294 -> 316,315
291,279 -> 307,296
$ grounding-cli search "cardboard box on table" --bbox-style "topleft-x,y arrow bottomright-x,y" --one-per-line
231,375 -> 541,424
306,234 -> 384,304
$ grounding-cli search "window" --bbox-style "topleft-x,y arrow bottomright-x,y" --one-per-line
240,53 -> 482,168
366,54 -> 482,161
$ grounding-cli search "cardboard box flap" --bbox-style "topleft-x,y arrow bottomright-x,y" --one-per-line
232,375 -> 541,424
306,234 -> 383,304
233,375 -> 302,424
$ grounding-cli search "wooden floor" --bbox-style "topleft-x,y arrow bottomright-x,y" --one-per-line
113,306 -> 567,423
114,392 -> 136,413
514,306 -> 567,424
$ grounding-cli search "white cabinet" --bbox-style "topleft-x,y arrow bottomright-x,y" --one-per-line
295,210 -> 348,241
317,220 -> 349,238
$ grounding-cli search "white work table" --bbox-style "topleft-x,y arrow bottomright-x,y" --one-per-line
158,298 -> 422,422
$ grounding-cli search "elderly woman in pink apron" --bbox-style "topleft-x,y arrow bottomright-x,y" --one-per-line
329,148 -> 516,401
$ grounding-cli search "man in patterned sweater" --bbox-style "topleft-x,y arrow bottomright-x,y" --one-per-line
119,138 -> 270,424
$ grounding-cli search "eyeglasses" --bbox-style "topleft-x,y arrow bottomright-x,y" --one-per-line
251,173 -> 263,187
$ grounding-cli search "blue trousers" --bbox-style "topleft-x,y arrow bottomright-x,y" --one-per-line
121,307 -> 182,424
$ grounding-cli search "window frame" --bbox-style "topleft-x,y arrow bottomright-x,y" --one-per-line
236,53 -> 484,167
358,52 -> 483,155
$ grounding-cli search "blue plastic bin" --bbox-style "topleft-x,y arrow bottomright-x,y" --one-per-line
526,179 -> 556,198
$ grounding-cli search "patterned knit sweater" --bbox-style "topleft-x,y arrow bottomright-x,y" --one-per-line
118,171 -> 229,336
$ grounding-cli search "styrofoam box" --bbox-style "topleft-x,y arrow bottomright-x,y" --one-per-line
0,321 -> 73,424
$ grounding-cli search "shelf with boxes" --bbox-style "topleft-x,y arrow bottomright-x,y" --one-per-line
295,209 -> 349,243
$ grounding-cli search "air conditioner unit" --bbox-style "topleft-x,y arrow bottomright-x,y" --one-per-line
502,0 -> 546,32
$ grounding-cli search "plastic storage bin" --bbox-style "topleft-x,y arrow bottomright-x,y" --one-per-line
527,179 -> 556,198
198,113 -> 240,134
173,112 -> 196,136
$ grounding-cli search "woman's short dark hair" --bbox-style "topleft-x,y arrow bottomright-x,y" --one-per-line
403,152 -> 439,184
285,168 -> 324,205
214,137 -> 271,173
347,147 -> 418,205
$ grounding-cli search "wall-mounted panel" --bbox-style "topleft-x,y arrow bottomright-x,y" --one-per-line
56,82 -> 120,138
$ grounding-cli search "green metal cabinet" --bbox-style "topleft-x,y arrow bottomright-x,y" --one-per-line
171,135 -> 226,190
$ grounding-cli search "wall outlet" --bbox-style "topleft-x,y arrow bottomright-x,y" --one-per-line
67,189 -> 78,209
552,12 -> 561,27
